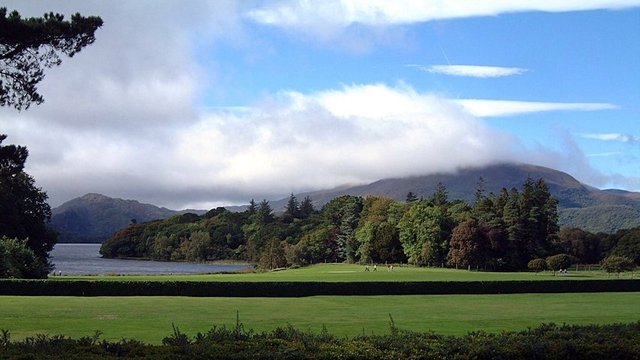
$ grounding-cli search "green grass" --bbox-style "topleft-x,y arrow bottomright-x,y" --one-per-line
49,263 -> 636,282
0,292 -> 638,344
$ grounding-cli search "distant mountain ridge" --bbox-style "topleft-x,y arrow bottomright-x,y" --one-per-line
50,163 -> 640,242
268,163 -> 640,233
50,193 -> 205,243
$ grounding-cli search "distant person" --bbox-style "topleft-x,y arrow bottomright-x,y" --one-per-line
373,264 -> 377,272
365,265 -> 370,272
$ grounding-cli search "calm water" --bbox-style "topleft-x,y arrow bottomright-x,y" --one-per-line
49,243 -> 250,275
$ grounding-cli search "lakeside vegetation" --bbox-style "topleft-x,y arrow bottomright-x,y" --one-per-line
99,178 -> 638,278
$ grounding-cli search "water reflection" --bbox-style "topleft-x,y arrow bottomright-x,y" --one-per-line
50,243 -> 250,275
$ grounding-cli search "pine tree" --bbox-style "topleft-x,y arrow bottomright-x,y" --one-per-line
256,199 -> 273,224
247,199 -> 257,215
406,192 -> 418,203
432,182 -> 449,207
299,196 -> 315,219
0,7 -> 103,110
474,176 -> 486,205
284,193 -> 300,221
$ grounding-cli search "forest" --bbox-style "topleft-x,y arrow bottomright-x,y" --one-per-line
99,177 -> 639,271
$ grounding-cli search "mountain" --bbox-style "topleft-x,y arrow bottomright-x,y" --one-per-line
50,193 -> 205,243
270,163 -> 640,233
51,163 -> 640,242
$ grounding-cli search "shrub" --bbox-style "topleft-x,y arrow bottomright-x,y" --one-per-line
527,258 -> 547,273
546,254 -> 573,276
0,236 -> 49,279
601,256 -> 636,277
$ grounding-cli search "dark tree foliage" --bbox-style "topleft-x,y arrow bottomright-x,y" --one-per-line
0,135 -> 56,272
474,178 -> 560,270
431,182 -> 449,207
474,176 -> 486,204
283,193 -> 300,222
255,199 -> 274,224
0,135 -> 27,173
247,199 -> 257,215
608,227 -> 640,264
555,227 -> 604,264
299,195 -> 315,219
447,219 -> 489,268
0,7 -> 102,110
322,195 -> 363,262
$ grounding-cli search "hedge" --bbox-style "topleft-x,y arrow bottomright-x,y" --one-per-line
2,322 -> 640,359
0,279 -> 639,297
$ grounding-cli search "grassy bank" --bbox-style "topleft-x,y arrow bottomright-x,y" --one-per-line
1,292 -> 638,344
48,263 -> 635,282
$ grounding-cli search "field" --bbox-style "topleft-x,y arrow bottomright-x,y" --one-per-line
50,263 -> 632,282
1,264 -> 638,344
0,293 -> 638,344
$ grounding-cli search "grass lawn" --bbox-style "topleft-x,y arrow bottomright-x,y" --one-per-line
0,292 -> 638,344
49,263 -> 634,282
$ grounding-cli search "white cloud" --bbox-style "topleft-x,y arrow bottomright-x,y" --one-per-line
247,0 -> 640,27
581,133 -> 640,144
2,1 -> 637,209
163,83 -> 518,208
417,65 -> 527,78
547,132 -> 640,192
587,152 -> 624,157
454,99 -> 618,117
5,83 -> 519,209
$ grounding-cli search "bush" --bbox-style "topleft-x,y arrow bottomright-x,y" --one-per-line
527,258 -> 547,273
546,254 -> 573,276
601,256 -> 636,277
0,236 -> 49,279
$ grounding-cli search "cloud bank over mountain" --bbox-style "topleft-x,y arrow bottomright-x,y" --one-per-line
1,1 -> 638,210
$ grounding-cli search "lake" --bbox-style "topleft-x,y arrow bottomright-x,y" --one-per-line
49,243 -> 251,275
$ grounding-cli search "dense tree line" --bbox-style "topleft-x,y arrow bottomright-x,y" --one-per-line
100,177 -> 640,271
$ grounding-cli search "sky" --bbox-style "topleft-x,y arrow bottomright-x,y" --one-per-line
1,1 -> 639,210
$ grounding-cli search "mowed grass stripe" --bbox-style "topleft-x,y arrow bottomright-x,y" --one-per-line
0,292 -> 638,344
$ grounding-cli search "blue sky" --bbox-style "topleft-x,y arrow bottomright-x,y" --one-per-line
2,1 -> 639,209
